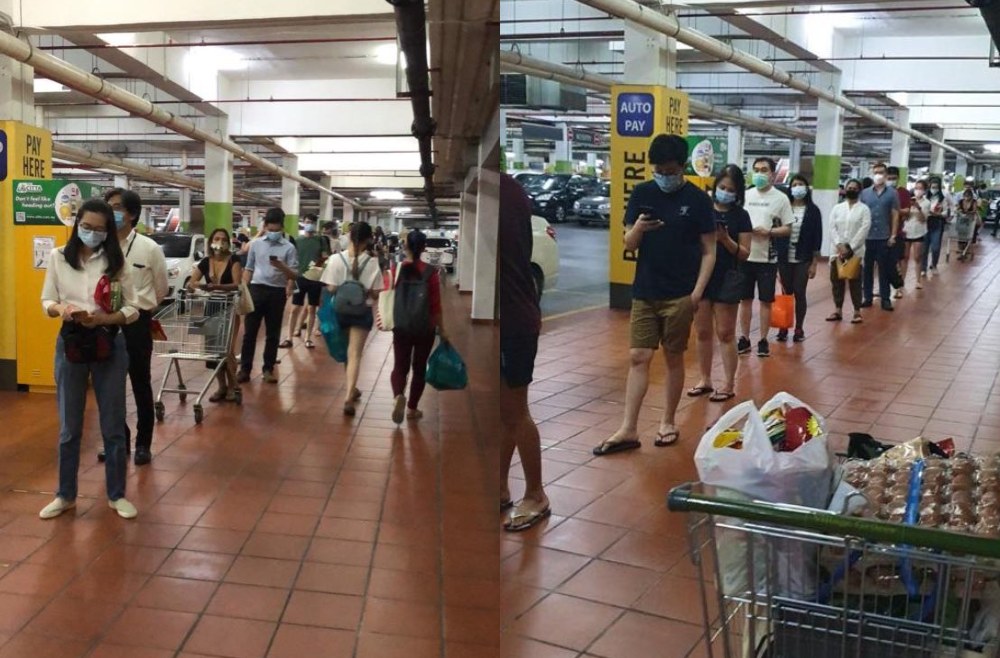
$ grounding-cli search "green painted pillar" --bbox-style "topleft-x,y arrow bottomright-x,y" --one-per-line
204,202 -> 234,236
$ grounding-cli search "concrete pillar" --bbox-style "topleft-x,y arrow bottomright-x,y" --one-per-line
624,18 -> 677,87
788,138 -> 803,175
113,175 -> 129,189
471,168 -> 498,320
0,45 -> 36,125
813,73 -> 844,258
319,175 -> 335,225
890,108 -> 911,182
281,155 -> 300,236
727,126 -> 744,168
511,138 -> 525,171
179,188 -> 192,233
458,184 -> 477,293
586,152 -> 598,176
553,123 -> 571,173
204,118 -> 233,236
929,129 -> 946,175
954,156 -> 969,191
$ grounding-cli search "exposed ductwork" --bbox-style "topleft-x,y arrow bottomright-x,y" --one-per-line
500,50 -> 813,142
0,29 -> 362,207
386,0 -> 438,218
575,0 -> 978,162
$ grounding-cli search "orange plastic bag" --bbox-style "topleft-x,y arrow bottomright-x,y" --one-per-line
770,294 -> 794,330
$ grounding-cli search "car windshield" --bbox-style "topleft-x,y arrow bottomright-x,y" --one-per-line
541,177 -> 567,191
599,183 -> 610,196
426,238 -> 451,249
150,234 -> 192,258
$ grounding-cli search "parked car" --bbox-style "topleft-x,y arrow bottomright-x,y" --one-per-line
421,236 -> 457,273
574,181 -> 611,227
512,172 -> 544,189
530,215 -> 559,297
149,232 -> 206,301
528,174 -> 600,223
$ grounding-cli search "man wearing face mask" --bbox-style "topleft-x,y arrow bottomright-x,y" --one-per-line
593,134 -> 715,456
99,188 -> 168,466
887,167 -> 910,299
859,163 -> 901,311
238,208 -> 299,384
737,157 -> 794,358
280,213 -> 330,349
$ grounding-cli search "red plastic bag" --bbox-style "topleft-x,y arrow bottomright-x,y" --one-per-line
94,275 -> 112,313
770,294 -> 794,330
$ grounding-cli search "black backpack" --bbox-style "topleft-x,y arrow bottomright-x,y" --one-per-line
334,253 -> 372,318
393,263 -> 434,335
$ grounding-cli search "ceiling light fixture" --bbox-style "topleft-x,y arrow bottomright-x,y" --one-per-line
375,43 -> 406,67
985,144 -> 1000,153
391,207 -> 412,214
34,78 -> 68,93
187,46 -> 246,71
371,190 -> 405,200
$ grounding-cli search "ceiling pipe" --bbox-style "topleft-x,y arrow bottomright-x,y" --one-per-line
37,36 -> 396,51
0,29 -> 362,206
499,50 -> 812,141
386,0 -> 438,218
574,0 -> 978,162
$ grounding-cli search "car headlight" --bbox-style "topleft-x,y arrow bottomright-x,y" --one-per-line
599,203 -> 610,211
167,267 -> 180,278
535,194 -> 552,202
573,200 -> 581,210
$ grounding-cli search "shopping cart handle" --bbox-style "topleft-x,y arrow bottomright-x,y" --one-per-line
667,483 -> 695,513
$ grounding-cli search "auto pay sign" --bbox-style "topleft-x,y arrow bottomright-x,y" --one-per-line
616,93 -> 654,137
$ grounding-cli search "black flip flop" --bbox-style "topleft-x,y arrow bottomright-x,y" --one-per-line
654,431 -> 680,447
592,439 -> 641,456
500,499 -> 514,512
709,391 -> 736,403
686,386 -> 714,398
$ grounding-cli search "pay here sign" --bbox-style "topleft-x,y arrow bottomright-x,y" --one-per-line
609,85 -> 689,309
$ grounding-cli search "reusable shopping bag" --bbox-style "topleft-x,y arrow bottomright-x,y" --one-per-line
318,289 -> 348,363
836,256 -> 861,280
425,340 -> 468,390
770,294 -> 794,330
236,282 -> 255,315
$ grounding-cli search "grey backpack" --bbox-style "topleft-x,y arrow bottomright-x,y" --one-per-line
334,253 -> 372,318
393,263 -> 435,335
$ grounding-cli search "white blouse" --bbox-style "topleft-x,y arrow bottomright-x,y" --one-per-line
41,247 -> 139,323
829,201 -> 872,261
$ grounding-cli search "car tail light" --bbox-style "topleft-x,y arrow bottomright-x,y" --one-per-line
546,226 -> 557,241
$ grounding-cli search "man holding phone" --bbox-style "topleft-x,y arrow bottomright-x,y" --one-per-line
238,208 -> 298,384
594,134 -> 715,455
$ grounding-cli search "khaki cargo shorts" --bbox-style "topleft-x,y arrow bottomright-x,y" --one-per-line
630,296 -> 695,353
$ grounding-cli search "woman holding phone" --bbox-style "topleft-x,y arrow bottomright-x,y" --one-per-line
902,179 -> 930,288
688,168 -> 752,403
921,175 -> 951,276
39,199 -> 141,520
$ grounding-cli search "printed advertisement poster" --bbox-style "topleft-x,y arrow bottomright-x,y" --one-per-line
685,136 -> 727,178
12,179 -> 104,227
33,236 -> 55,269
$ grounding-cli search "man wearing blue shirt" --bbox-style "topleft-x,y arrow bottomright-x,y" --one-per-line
859,162 -> 900,311
238,208 -> 299,383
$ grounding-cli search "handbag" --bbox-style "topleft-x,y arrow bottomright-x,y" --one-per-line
236,282 -> 255,315
426,340 -> 468,391
715,268 -> 745,305
317,289 -> 348,363
375,266 -> 403,332
60,323 -> 117,364
836,256 -> 861,281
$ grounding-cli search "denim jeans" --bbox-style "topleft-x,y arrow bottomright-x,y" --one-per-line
55,332 -> 128,502
863,239 -> 892,302
922,224 -> 944,272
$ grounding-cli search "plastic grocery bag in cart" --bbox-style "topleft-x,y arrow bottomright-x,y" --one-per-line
317,290 -> 348,363
425,340 -> 468,390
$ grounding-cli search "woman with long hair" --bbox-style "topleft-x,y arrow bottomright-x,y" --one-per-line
827,178 -> 872,325
688,167 -> 752,404
775,174 -> 824,342
954,188 -> 981,261
39,199 -> 141,520
189,228 -> 243,402
921,175 -> 951,276
321,221 -> 384,415
390,230 -> 449,423
902,179 -> 929,288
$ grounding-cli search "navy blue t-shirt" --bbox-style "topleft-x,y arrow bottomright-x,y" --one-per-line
626,180 -> 715,301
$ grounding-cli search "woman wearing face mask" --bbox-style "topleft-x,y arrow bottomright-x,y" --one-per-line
689,169 -> 752,403
39,199 -> 141,520
827,179 -> 872,324
774,175 -> 823,342
189,229 -> 243,402
902,179 -> 930,288
321,221 -> 384,416
921,175 -> 951,276
954,189 -> 981,262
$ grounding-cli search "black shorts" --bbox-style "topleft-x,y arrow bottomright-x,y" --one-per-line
501,333 -> 539,388
292,278 -> 323,307
336,308 -> 374,332
739,262 -> 778,303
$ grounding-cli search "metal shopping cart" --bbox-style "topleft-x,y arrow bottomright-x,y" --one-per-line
153,290 -> 241,424
947,211 -> 979,262
668,483 -> 1000,658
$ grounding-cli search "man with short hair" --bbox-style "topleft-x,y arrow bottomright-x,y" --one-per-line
100,188 -> 168,465
593,134 -> 716,455
860,162 -> 901,311
281,213 -> 329,349
238,208 -> 298,384
738,156 -> 794,358
887,166 -> 910,299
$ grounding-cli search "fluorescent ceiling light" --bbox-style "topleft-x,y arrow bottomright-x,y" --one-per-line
371,190 -> 404,200
34,78 -> 68,93
391,207 -> 412,214
984,144 -> 1000,153
375,43 -> 406,67
96,32 -> 137,47
187,46 -> 246,71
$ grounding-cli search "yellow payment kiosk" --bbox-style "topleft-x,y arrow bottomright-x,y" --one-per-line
609,86 -> 689,309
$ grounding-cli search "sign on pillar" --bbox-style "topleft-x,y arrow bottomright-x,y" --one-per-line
609,85 -> 689,310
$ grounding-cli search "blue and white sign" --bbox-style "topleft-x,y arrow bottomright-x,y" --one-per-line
616,93 -> 655,137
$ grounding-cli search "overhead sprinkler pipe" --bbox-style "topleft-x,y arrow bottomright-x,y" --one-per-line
0,29 -> 360,206
386,0 -> 438,217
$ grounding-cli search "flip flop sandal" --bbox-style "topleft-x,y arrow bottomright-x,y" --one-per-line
686,386 -> 714,398
826,313 -> 843,322
293,331 -> 302,338
709,391 -> 736,403
504,505 -> 552,532
592,438 -> 641,456
352,388 -> 362,402
305,340 -> 315,349
851,314 -> 863,324
500,499 -> 514,512
278,339 -> 293,348
654,431 -> 681,447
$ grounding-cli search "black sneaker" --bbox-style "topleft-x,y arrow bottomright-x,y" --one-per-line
793,329 -> 805,343
757,339 -> 770,358
737,336 -> 751,354
775,329 -> 788,342
860,300 -> 874,309
881,301 -> 894,312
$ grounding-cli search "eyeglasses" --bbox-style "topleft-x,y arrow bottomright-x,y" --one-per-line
79,223 -> 108,233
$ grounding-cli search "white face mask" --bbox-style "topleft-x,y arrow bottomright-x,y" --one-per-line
873,173 -> 886,186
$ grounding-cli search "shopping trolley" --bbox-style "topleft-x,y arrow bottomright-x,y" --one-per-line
668,483 -> 1000,658
153,290 -> 241,424
947,212 -> 979,263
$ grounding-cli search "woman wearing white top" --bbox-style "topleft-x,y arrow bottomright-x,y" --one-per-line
827,179 -> 872,325
39,199 -> 141,520
321,221 -> 384,416
902,179 -> 930,289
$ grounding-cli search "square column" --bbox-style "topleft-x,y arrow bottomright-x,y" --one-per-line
890,108 -> 911,182
204,125 -> 234,236
929,129 -> 946,175
624,19 -> 676,86
812,73 -> 844,258
319,175 -> 335,224
471,167 -> 499,321
788,138 -> 803,175
727,126 -> 744,168
179,188 -> 192,233
458,183 -> 477,293
281,155 -> 300,236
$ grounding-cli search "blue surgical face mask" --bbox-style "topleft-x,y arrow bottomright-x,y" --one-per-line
653,172 -> 684,194
266,230 -> 282,242
113,210 -> 126,228
752,172 -> 771,189
715,188 -> 736,205
791,185 -> 808,199
78,227 -> 106,249
303,223 -> 316,235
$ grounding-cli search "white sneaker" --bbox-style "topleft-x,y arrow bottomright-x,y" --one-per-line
108,498 -> 138,519
392,394 -> 406,425
39,497 -> 75,520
